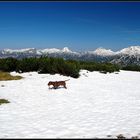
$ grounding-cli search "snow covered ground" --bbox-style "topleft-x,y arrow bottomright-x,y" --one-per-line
0,70 -> 140,138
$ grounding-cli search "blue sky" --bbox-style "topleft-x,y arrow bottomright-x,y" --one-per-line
0,2 -> 140,51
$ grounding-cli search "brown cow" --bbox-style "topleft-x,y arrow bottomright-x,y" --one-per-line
48,79 -> 70,89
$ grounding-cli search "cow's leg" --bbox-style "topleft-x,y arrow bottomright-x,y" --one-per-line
64,83 -> 67,89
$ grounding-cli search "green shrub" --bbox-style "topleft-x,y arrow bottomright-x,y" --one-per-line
0,99 -> 10,105
79,61 -> 120,73
0,57 -> 18,72
122,65 -> 140,72
38,57 -> 80,78
16,57 -> 39,72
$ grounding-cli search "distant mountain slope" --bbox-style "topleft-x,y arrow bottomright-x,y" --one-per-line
0,46 -> 140,65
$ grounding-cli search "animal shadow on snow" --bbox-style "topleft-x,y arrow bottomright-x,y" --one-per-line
49,86 -> 66,90
49,86 -> 67,90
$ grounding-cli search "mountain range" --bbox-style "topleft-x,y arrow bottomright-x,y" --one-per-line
0,46 -> 140,66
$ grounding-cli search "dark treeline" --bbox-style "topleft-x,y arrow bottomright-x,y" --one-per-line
79,61 -> 120,74
0,57 -> 121,78
122,65 -> 140,72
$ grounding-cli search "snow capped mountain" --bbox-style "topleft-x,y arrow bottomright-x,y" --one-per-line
0,46 -> 140,65
36,47 -> 79,56
117,46 -> 140,56
83,46 -> 140,56
110,46 -> 140,66
62,47 -> 72,53
1,47 -> 76,55
1,46 -> 140,56
90,47 -> 116,56
2,48 -> 37,54
37,48 -> 61,55
37,47 -> 73,55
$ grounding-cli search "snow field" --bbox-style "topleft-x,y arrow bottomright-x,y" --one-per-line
0,70 -> 140,138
